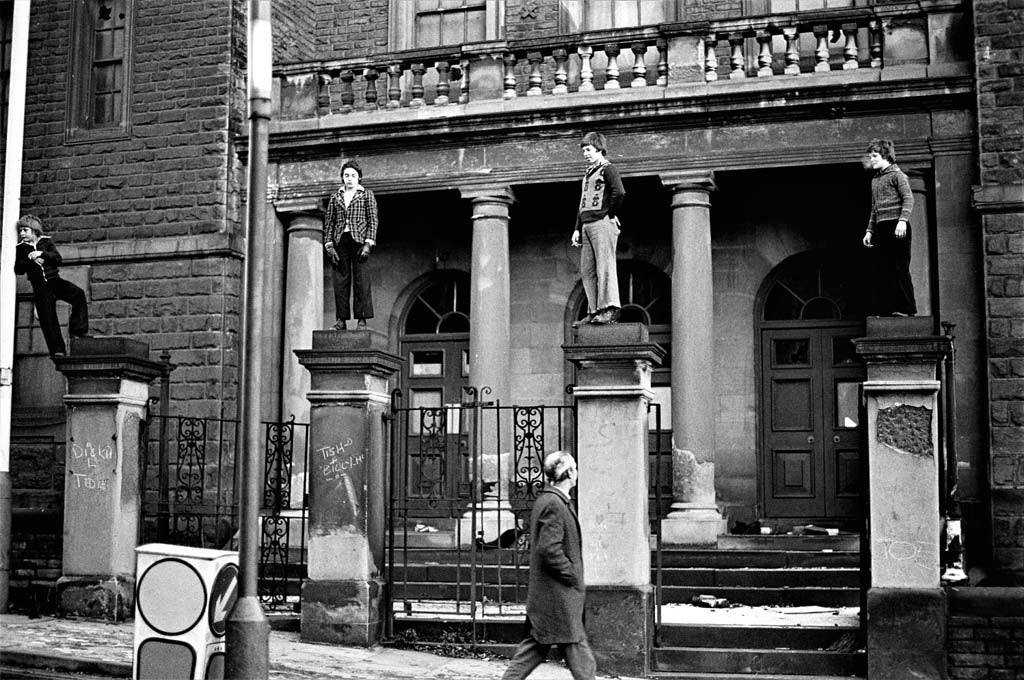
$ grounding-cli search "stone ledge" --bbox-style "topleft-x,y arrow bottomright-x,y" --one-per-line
947,586 -> 1024,617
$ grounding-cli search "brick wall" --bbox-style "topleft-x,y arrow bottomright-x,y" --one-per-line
947,588 -> 1024,679
274,0 -> 317,62
313,0 -> 388,61
17,0 -> 249,418
974,0 -> 1024,582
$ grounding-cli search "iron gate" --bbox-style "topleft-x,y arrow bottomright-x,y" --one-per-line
141,414 -> 311,612
385,387 -> 578,639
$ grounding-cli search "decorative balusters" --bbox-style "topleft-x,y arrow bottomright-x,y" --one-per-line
842,24 -> 859,69
386,63 -> 402,109
435,61 -> 452,105
317,73 -> 332,115
704,35 -> 719,82
363,67 -> 380,109
756,31 -> 773,77
459,58 -> 471,103
339,69 -> 355,112
578,45 -> 595,91
656,39 -> 669,87
409,62 -> 426,107
783,28 -> 800,75
813,26 -> 831,72
527,52 -> 544,96
503,52 -> 518,99
281,16 -> 897,116
631,43 -> 647,87
869,20 -> 883,68
552,48 -> 569,94
604,44 -> 620,88
729,36 -> 746,78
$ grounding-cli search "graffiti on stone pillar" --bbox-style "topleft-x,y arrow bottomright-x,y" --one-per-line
876,404 -> 933,457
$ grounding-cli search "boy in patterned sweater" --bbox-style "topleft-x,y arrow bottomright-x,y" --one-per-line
571,132 -> 626,326
862,139 -> 916,316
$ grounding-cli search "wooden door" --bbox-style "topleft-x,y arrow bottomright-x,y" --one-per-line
761,325 -> 864,518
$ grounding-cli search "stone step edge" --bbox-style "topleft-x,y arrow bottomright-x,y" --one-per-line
649,673 -> 864,680
0,650 -> 132,679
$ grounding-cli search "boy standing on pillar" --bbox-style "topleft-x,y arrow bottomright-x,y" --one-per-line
861,138 -> 917,317
571,132 -> 625,327
324,160 -> 379,331
14,214 -> 89,358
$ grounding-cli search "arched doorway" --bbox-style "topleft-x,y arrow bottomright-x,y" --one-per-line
756,250 -> 866,520
398,271 -> 472,516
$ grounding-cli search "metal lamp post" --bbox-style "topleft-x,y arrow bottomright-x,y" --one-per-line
225,1 -> 273,677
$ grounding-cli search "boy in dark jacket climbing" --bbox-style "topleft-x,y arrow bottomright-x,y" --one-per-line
14,214 -> 89,357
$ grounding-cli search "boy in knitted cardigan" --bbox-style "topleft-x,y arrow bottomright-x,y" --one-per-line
14,215 -> 89,357
571,132 -> 626,326
862,139 -> 916,316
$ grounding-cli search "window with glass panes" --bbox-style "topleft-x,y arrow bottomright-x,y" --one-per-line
560,0 -> 670,32
67,0 -> 132,138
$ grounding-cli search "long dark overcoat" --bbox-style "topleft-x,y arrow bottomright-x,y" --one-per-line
526,488 -> 586,644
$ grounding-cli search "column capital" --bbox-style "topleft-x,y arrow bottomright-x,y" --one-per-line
460,184 -> 516,205
971,183 -> 1024,214
275,196 -> 325,215
661,170 -> 717,195
283,210 -> 324,238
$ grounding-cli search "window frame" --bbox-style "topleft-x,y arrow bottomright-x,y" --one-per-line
390,0 -> 504,52
558,0 -> 676,33
65,0 -> 134,143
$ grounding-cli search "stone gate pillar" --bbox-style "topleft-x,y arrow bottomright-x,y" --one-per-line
54,338 -> 163,620
855,316 -> 950,680
660,170 -> 727,545
295,330 -> 402,646
564,323 -> 664,677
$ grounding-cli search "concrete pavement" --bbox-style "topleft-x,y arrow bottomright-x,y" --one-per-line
0,614 -> 640,679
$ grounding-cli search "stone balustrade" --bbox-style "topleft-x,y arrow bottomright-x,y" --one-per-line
271,1 -> 965,120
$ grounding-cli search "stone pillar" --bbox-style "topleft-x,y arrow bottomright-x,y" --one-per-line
280,208 -> 324,506
564,323 -> 664,677
459,186 -> 516,546
54,337 -> 163,620
660,171 -> 727,545
855,316 -> 950,680
906,170 -> 934,316
295,330 -> 402,646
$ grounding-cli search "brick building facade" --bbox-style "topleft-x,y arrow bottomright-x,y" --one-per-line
3,0 -> 1022,672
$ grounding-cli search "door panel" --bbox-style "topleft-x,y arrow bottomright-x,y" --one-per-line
761,325 -> 864,519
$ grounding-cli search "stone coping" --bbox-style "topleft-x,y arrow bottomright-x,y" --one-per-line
947,586 -> 1024,616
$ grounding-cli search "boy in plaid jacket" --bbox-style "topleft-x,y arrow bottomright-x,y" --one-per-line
324,160 -> 379,330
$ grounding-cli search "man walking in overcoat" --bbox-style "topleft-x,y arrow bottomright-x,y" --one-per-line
502,451 -> 596,680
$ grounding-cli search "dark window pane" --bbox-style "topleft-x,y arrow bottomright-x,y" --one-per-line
832,337 -> 858,365
773,338 -> 809,366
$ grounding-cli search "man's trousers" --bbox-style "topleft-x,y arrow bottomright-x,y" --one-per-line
501,634 -> 597,680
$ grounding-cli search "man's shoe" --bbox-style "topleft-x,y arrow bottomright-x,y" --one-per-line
572,313 -> 595,329
331,319 -> 347,331
590,309 -> 614,325
356,319 -> 367,329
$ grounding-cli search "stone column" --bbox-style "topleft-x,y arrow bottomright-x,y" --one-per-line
295,330 -> 402,646
565,323 -> 664,677
660,171 -> 727,545
279,207 -> 324,506
54,338 -> 163,620
855,316 -> 950,680
458,186 -> 516,546
906,170 -> 933,316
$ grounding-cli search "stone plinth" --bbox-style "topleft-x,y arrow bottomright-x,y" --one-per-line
295,330 -> 402,646
855,316 -> 950,680
564,323 -> 664,677
53,337 -> 163,620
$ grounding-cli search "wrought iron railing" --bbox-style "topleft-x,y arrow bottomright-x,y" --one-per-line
141,413 -> 310,612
